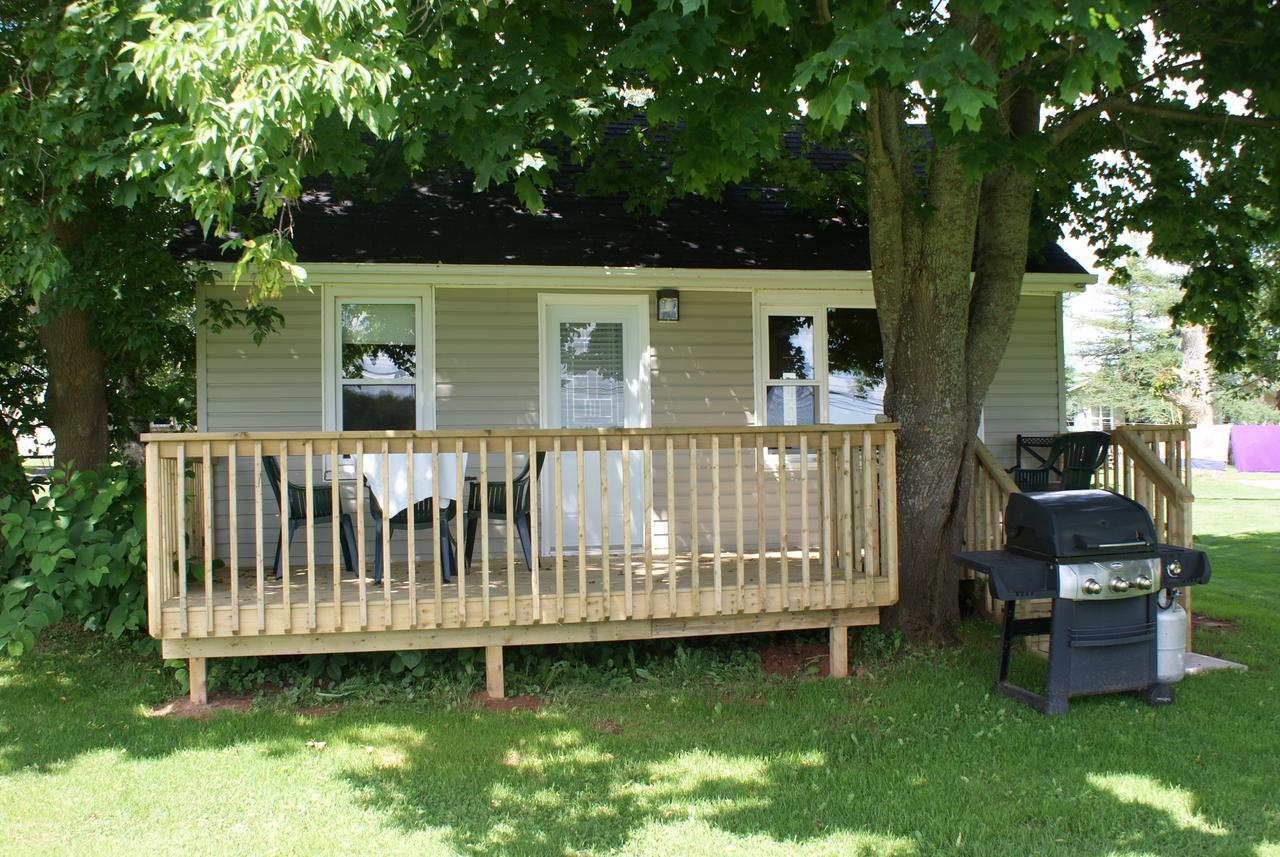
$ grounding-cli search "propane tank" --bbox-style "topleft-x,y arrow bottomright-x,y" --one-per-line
1156,591 -> 1188,684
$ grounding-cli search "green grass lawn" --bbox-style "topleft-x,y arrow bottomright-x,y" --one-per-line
2,473 -> 1278,856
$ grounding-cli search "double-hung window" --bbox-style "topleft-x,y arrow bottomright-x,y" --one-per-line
331,297 -> 430,430
757,297 -> 886,426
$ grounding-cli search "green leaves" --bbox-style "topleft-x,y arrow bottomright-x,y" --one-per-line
0,465 -> 148,658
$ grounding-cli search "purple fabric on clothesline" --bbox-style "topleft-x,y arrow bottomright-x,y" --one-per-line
1230,424 -> 1280,472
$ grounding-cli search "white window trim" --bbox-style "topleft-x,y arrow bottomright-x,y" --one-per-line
321,284 -> 436,431
537,293 -> 652,429
752,290 -> 876,427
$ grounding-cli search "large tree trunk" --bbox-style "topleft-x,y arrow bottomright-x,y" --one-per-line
38,306 -> 110,469
1178,325 -> 1215,426
864,85 -> 1038,642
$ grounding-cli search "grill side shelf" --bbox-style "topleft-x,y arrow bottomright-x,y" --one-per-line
954,551 -> 1056,600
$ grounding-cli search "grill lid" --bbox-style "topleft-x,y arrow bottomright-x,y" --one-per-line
1004,490 -> 1157,560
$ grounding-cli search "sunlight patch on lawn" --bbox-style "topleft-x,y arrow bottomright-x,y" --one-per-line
1087,772 -> 1228,835
616,817 -> 918,856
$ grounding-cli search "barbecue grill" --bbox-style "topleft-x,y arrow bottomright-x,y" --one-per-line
956,490 -> 1210,714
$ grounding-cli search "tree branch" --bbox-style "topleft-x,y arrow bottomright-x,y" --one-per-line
1051,95 -> 1280,147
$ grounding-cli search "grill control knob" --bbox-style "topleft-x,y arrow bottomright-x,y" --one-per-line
1134,575 -> 1153,591
1083,579 -> 1103,595
1167,561 -> 1183,578
1109,578 -> 1131,593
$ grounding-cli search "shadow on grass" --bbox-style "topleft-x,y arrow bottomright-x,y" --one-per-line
1,618 -> 1275,855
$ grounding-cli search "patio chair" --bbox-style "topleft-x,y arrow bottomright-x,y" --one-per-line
464,452 -> 547,573
262,456 -> 357,579
368,490 -> 459,585
1007,431 -> 1111,492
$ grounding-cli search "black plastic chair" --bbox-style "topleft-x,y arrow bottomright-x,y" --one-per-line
262,456 -> 356,579
464,452 -> 546,573
1008,431 -> 1111,491
368,490 -> 459,585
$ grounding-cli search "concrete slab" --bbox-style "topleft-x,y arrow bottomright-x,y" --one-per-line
1184,652 -> 1248,675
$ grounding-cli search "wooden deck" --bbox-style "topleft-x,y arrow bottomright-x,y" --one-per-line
145,425 -> 900,700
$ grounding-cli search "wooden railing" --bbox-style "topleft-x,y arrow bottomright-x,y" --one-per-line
1110,423 -> 1191,488
144,425 -> 900,641
1103,426 -> 1193,548
964,440 -> 1020,553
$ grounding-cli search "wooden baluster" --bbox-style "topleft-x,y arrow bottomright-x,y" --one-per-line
862,431 -> 879,583
778,431 -> 789,611
226,442 -> 239,634
642,436 -> 654,616
882,431 -> 899,602
201,443 -> 214,636
528,437 -> 540,623
799,432 -> 810,609
455,439 -> 466,627
331,440 -> 343,631
622,436 -> 634,619
688,436 -> 699,616
755,432 -> 766,608
572,436 -> 585,621
431,439 -> 442,626
841,433 -> 854,604
377,441 -> 391,630
820,432 -> 833,609
502,439 -> 515,622
734,434 -> 745,613
354,440 -> 367,630
406,439 -> 417,630
599,435 -> 612,618
176,444 -> 189,636
253,441 -> 264,633
554,437 -> 565,622
305,441 -> 318,632
279,440 -> 291,633
711,433 -> 723,615
481,438 -> 492,626
666,436 -> 677,618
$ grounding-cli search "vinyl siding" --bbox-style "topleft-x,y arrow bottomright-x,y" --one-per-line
197,280 -> 1067,567
982,294 -> 1065,466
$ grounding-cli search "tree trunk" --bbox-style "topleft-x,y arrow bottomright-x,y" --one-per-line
864,85 -> 1038,642
1179,325 -> 1215,426
37,306 -> 110,469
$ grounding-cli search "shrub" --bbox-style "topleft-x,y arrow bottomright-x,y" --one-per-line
0,465 -> 148,656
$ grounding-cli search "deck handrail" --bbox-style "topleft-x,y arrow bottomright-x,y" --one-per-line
964,438 -> 1019,553
144,424 -> 901,644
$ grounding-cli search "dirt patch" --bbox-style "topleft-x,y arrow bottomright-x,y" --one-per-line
759,642 -> 830,678
1193,613 -> 1238,633
146,693 -> 255,720
472,692 -> 543,712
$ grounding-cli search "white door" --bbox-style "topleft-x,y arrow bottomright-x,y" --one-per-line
540,296 -> 649,552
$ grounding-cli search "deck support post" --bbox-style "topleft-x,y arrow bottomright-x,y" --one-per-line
189,657 -> 208,705
829,625 -> 849,679
484,645 -> 504,700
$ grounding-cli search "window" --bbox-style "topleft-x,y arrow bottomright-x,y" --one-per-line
329,297 -> 429,430
757,299 -> 886,426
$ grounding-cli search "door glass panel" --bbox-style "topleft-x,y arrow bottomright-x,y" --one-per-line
826,307 -> 885,423
767,315 -> 815,380
766,385 -> 817,426
341,303 -> 416,380
342,385 -> 416,430
559,321 -> 625,428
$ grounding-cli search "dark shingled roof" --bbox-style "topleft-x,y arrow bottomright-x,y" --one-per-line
181,173 -> 1088,277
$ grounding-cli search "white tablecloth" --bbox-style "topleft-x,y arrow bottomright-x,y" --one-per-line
361,453 -> 467,519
